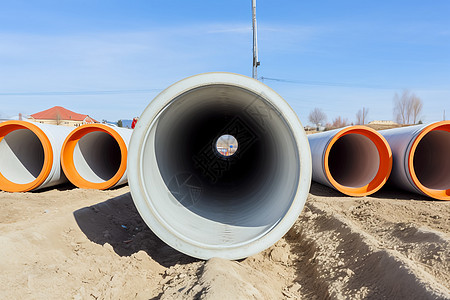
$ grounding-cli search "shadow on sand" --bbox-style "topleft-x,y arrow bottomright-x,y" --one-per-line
73,192 -> 198,268
309,181 -> 432,201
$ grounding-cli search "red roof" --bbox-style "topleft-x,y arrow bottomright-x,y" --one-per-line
30,106 -> 97,123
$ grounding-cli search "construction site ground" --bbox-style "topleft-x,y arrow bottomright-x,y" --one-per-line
0,183 -> 449,299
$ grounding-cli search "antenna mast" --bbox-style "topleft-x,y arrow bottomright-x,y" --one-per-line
252,0 -> 260,79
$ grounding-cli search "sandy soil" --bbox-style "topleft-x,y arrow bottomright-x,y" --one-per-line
0,183 -> 449,299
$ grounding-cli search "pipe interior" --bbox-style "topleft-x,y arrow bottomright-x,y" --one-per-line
73,131 -> 122,183
413,130 -> 450,190
328,133 -> 380,188
145,85 -> 300,246
0,129 -> 44,184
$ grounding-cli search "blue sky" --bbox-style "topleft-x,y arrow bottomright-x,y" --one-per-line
0,1 -> 449,125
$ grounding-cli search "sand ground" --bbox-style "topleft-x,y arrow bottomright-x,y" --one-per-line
0,183 -> 449,299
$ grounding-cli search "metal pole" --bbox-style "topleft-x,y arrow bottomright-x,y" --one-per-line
252,0 -> 260,79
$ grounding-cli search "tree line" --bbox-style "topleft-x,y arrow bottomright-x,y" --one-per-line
308,90 -> 424,130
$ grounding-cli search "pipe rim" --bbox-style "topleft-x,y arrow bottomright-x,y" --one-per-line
61,124 -> 127,190
408,121 -> 450,200
129,72 -> 312,259
0,121 -> 53,192
324,126 -> 392,196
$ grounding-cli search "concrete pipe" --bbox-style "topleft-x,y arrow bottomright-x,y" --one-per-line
380,121 -> 450,200
61,124 -> 132,190
128,72 -> 312,260
0,120 -> 72,192
308,126 -> 392,196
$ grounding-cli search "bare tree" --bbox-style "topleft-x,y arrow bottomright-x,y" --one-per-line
356,107 -> 369,125
394,90 -> 423,124
308,108 -> 327,127
394,92 -> 408,124
411,95 -> 423,124
331,116 -> 349,129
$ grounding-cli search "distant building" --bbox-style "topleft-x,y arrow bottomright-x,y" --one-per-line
28,106 -> 97,127
368,120 -> 398,126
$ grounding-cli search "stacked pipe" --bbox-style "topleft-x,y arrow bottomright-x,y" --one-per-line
0,121 -> 72,192
61,124 -> 132,190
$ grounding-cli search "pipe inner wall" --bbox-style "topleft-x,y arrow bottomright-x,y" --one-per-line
328,134 -> 380,188
0,129 -> 44,184
73,131 -> 121,183
129,72 -> 312,259
413,129 -> 450,191
61,124 -> 130,190
379,121 -> 449,200
150,85 -> 299,245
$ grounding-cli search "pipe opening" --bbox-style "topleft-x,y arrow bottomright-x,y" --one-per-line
73,131 -> 122,183
145,84 -> 301,246
413,130 -> 450,190
215,134 -> 238,157
328,133 -> 380,188
0,129 -> 44,184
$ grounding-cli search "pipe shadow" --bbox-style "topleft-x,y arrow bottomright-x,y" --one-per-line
370,185 -> 431,201
309,181 -> 434,201
35,182 -> 77,193
309,182 -> 344,197
73,192 -> 199,267
55,182 -> 77,192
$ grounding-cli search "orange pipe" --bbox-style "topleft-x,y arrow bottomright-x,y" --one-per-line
380,121 -> 450,200
308,126 -> 392,196
0,121 -> 71,192
61,124 -> 131,190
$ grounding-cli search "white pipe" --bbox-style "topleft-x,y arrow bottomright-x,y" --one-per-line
128,72 -> 312,260
61,124 -> 132,190
308,126 -> 392,196
0,121 -> 72,192
380,121 -> 450,200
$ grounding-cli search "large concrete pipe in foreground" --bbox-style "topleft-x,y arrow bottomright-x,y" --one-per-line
308,126 -> 392,196
0,121 -> 72,192
128,72 -> 312,260
380,121 -> 450,200
61,124 -> 132,190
